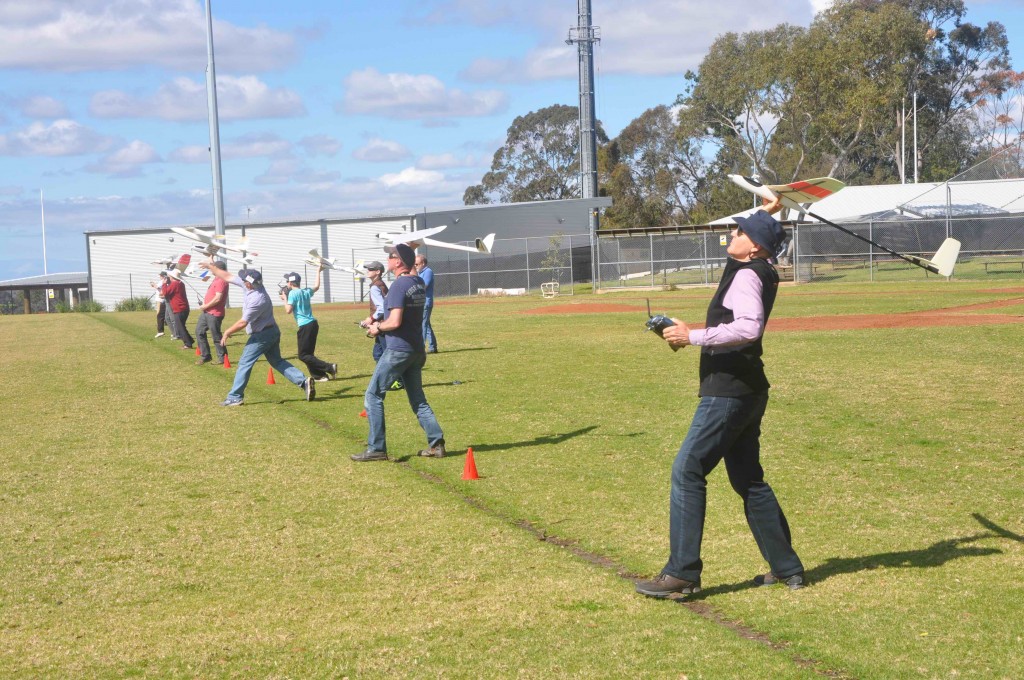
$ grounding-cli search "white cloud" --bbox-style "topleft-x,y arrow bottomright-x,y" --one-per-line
170,133 -> 292,163
448,0 -> 815,82
84,140 -> 161,178
341,68 -> 508,120
0,0 -> 297,72
18,95 -> 69,118
379,167 -> 445,188
417,152 -> 481,170
0,119 -> 114,156
90,76 -> 306,122
254,158 -> 340,186
298,134 -> 342,158
352,137 -> 412,162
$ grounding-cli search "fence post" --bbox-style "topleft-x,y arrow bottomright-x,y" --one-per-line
650,234 -> 655,287
466,249 -> 471,296
525,237 -> 530,292
869,220 -> 874,282
793,224 -> 801,283
569,234 -> 575,292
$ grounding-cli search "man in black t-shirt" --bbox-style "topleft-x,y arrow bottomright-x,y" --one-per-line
352,243 -> 446,462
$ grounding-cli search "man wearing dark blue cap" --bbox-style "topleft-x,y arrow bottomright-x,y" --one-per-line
636,196 -> 806,599
352,242 -> 445,462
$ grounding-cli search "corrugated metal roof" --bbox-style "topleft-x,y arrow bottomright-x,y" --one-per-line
0,272 -> 89,288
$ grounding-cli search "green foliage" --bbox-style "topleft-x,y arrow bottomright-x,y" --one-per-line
113,296 -> 152,312
464,104 -> 608,205
53,299 -> 105,313
538,232 -> 566,282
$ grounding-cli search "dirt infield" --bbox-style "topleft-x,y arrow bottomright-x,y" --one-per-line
521,298 -> 1024,331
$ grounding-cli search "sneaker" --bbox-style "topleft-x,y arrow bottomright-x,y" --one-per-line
417,441 -> 446,458
634,573 -> 701,598
389,380 -> 404,391
351,448 -> 388,462
327,363 -> 338,380
753,572 -> 806,590
304,378 -> 316,401
155,332 -> 164,338
220,398 -> 243,407
315,376 -> 330,382
181,345 -> 193,350
195,357 -> 212,365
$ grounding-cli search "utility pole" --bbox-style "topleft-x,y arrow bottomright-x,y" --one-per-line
566,0 -> 601,286
205,0 -> 226,237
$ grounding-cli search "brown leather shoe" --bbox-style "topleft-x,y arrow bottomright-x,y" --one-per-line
351,448 -> 389,462
634,573 -> 701,598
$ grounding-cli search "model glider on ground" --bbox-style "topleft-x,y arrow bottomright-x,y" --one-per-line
729,174 -> 961,277
378,224 -> 496,254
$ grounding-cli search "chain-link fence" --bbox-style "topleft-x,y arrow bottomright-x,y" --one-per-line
596,213 -> 1024,289
353,233 -> 591,300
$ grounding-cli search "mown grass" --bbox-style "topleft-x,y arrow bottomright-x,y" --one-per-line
1,279 -> 1022,678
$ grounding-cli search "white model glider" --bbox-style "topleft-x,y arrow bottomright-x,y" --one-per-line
378,224 -> 496,254
729,174 -> 961,277
170,226 -> 259,259
151,253 -> 191,273
304,248 -> 368,277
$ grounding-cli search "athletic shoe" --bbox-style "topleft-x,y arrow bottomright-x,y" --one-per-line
327,363 -> 338,380
195,357 -> 212,365
220,398 -> 243,407
389,380 -> 404,391
315,376 -> 330,382
351,448 -> 389,462
417,441 -> 446,458
181,345 -> 193,350
304,378 -> 316,401
634,573 -> 701,598
753,572 -> 806,590
155,332 -> 164,338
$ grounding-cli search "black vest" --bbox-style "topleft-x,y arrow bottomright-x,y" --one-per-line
698,257 -> 779,397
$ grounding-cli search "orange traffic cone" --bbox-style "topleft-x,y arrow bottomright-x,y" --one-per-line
359,409 -> 367,418
223,354 -> 231,368
266,366 -> 276,385
462,447 -> 479,480
195,346 -> 201,356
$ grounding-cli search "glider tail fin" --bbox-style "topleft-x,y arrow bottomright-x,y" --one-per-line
475,233 -> 496,253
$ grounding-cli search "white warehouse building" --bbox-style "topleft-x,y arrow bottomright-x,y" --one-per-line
85,197 -> 611,310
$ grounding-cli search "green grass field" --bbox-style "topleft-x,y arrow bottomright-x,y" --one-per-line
2,280 -> 1022,678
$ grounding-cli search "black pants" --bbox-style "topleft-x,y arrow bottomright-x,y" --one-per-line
196,312 -> 226,362
156,302 -> 166,333
174,310 -> 194,348
297,320 -> 333,378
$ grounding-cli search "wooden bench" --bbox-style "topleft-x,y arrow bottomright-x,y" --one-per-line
983,260 -> 1024,274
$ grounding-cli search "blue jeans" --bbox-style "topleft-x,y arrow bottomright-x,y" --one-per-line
364,349 -> 443,453
422,301 -> 437,352
664,393 -> 803,583
227,326 -> 306,401
372,334 -> 385,362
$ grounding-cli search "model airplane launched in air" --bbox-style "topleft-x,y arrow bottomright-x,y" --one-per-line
729,174 -> 961,277
304,248 -> 369,278
151,254 -> 191,273
169,226 -> 259,266
377,224 -> 496,254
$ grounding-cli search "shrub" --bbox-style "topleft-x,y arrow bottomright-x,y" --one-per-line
113,297 -> 151,312
76,299 -> 105,313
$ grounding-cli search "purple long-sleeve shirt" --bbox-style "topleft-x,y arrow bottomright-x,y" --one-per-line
688,268 -> 765,347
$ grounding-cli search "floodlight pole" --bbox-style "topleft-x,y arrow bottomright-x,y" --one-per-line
566,0 -> 601,287
205,0 -> 226,237
41,189 -> 49,312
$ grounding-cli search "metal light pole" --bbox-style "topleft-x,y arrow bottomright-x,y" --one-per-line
566,0 -> 601,287
205,0 -> 226,237
41,189 -> 49,312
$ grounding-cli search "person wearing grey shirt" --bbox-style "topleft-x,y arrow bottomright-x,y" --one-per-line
200,262 -> 316,407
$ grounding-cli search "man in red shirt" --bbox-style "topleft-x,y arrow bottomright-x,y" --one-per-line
160,270 -> 194,349
195,260 -> 229,365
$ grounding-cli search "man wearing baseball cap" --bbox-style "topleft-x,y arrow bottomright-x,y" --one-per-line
158,269 -> 194,350
353,242 -> 445,461
200,262 -> 316,406
358,261 -> 388,362
279,265 -> 337,382
635,195 -> 806,598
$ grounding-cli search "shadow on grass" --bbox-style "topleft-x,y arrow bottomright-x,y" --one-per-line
470,425 -> 599,453
435,347 -> 495,354
689,513 -> 1015,600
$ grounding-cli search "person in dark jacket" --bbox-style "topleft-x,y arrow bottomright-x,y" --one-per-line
635,196 -> 805,598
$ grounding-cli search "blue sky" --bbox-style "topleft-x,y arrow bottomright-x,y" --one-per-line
1,0 -> 1021,280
